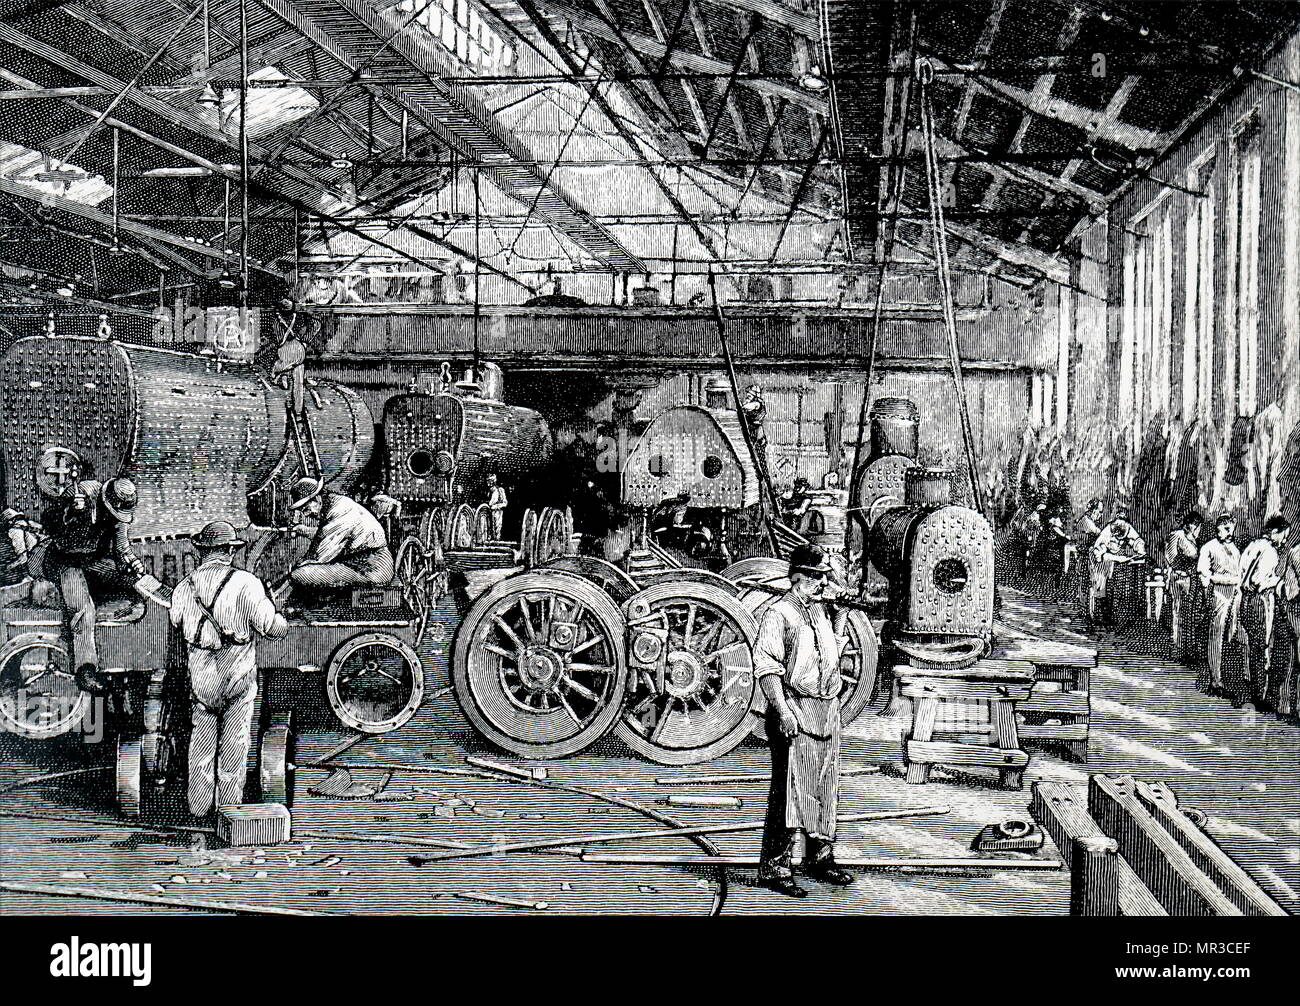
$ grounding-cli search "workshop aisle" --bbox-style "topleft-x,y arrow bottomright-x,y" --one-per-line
994,588 -> 1300,911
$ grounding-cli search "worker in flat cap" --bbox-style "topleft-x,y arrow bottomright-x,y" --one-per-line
754,542 -> 854,897
170,520 -> 287,820
286,477 -> 394,601
38,471 -> 147,695
1198,513 -> 1242,694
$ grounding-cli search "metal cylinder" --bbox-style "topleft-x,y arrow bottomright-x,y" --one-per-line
704,375 -> 731,411
904,467 -> 954,506
476,361 -> 504,402
869,396 -> 920,462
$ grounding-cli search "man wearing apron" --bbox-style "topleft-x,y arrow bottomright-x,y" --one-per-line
755,543 -> 853,897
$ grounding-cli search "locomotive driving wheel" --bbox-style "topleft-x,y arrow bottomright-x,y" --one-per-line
325,633 -> 425,734
0,632 -> 88,739
532,507 -> 569,567
445,503 -> 476,551
395,535 -> 433,646
616,582 -> 758,765
452,571 -> 627,759
519,508 -> 539,567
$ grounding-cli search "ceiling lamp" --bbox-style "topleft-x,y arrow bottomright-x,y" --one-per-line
799,64 -> 828,92
216,265 -> 238,289
56,279 -> 76,297
330,157 -> 352,169
197,83 -> 222,108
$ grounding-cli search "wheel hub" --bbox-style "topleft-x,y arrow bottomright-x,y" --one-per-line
664,649 -> 707,700
518,645 -> 564,692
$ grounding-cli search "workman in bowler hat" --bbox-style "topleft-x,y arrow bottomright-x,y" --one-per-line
754,542 -> 854,896
170,521 -> 287,819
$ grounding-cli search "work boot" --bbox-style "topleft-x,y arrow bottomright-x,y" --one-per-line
759,875 -> 808,898
805,861 -> 854,886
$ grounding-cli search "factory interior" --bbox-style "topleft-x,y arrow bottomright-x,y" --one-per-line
0,0 -> 1298,923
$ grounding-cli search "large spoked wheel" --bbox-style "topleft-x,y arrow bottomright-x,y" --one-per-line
616,582 -> 758,765
635,567 -> 742,596
395,535 -> 433,646
0,632 -> 87,739
452,571 -> 627,759
721,556 -> 789,591
445,503 -> 476,551
325,633 -> 425,734
533,507 -> 570,566
519,508 -> 539,567
474,504 -> 495,544
541,555 -> 639,603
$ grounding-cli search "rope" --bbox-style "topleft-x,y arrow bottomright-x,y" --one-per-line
917,59 -> 988,520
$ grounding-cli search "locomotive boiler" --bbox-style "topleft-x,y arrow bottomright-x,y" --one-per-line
0,334 -> 372,539
869,467 -> 994,665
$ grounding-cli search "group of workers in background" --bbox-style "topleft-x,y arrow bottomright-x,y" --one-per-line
1009,493 -> 1299,718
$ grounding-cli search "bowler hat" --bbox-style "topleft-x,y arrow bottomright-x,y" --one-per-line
193,520 -> 246,548
287,476 -> 323,510
788,542 -> 834,577
101,478 -> 138,523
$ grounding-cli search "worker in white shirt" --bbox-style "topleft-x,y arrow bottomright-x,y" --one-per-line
1280,539 -> 1300,717
1197,513 -> 1243,693
485,473 -> 508,540
170,521 -> 287,819
1163,510 -> 1203,655
1088,513 -> 1146,623
1239,515 -> 1291,705
287,477 -> 395,599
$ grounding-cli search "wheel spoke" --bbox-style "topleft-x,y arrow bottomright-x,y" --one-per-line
491,615 -> 525,650
484,643 -> 517,662
568,634 -> 604,657
566,662 -> 614,674
556,689 -> 584,726
681,602 -> 698,648
649,701 -> 675,743
517,597 -> 538,640
702,640 -> 747,663
560,675 -> 599,702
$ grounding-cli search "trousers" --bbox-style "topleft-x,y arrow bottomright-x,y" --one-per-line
1168,574 -> 1195,652
1206,584 -> 1242,687
758,701 -> 840,880
290,547 -> 394,591
187,659 -> 258,817
1280,603 -> 1299,717
45,555 -> 136,673
1239,591 -> 1276,698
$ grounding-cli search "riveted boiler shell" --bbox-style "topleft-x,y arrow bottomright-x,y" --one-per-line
903,506 -> 994,637
0,337 -> 270,538
0,337 -> 372,538
622,405 -> 757,509
851,454 -> 921,532
382,392 -> 550,504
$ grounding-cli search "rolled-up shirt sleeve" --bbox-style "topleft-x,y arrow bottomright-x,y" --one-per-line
754,608 -> 787,680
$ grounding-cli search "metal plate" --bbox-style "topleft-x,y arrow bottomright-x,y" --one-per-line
325,632 -> 425,734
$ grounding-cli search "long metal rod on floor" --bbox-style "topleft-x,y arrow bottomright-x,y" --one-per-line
407,806 -> 951,865
0,880 -> 336,916
578,854 -> 1062,871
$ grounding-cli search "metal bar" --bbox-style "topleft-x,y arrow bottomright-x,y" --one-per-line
578,854 -> 1062,871
709,270 -> 780,553
408,806 -> 950,864
0,880 -> 335,916
919,65 -> 986,519
59,4 -> 204,165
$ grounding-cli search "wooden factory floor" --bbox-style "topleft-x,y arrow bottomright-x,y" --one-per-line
1,588 -> 1295,916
